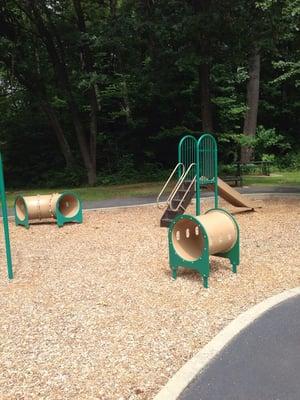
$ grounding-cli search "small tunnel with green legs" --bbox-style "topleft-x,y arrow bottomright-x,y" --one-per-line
14,191 -> 83,228
168,209 -> 240,288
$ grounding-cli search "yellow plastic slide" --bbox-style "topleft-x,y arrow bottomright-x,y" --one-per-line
210,178 -> 255,211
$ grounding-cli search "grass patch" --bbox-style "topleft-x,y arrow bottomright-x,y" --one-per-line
243,171 -> 300,186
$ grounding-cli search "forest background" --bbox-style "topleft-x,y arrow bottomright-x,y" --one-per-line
0,0 -> 299,188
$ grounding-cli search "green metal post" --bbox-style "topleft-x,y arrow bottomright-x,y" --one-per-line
214,138 -> 218,209
0,154 -> 13,279
196,147 -> 200,216
178,136 -> 184,178
197,133 -> 218,213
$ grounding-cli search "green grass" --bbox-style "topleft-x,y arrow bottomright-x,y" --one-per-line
243,171 -> 300,186
6,170 -> 299,208
6,181 -> 167,208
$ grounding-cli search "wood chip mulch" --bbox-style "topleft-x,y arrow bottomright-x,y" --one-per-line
0,197 -> 299,400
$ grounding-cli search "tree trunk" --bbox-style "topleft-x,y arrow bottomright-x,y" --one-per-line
40,100 -> 75,169
241,49 -> 260,163
110,0 -> 117,17
68,97 -> 97,185
192,0 -> 213,132
121,80 -> 132,125
29,3 -> 97,185
73,0 -> 99,180
89,88 -> 98,171
199,63 -> 213,132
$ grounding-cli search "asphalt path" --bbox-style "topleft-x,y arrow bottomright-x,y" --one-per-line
82,184 -> 300,210
179,295 -> 300,400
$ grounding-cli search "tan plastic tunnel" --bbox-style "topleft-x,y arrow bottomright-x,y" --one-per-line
171,210 -> 238,261
15,193 -> 80,222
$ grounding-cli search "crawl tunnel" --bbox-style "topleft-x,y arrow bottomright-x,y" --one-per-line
168,209 -> 240,288
14,192 -> 83,228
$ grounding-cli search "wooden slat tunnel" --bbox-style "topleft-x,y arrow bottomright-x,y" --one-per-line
14,192 -> 83,228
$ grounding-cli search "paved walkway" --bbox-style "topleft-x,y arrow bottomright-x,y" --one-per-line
82,184 -> 300,210
179,294 -> 300,400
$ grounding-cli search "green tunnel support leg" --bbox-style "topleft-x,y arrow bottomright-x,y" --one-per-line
203,275 -> 209,288
0,154 -> 13,280
171,266 -> 178,280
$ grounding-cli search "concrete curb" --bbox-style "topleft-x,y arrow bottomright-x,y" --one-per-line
153,287 -> 300,400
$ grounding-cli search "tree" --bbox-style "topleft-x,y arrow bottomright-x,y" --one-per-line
241,48 -> 261,162
0,0 -> 105,185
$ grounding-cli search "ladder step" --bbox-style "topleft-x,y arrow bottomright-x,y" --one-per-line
160,179 -> 195,227
178,186 -> 194,193
170,199 -> 181,205
165,210 -> 179,217
160,218 -> 172,227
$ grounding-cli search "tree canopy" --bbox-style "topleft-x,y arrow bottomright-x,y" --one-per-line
0,0 -> 299,187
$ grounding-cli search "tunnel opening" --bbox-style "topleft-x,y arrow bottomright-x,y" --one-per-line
172,218 -> 204,261
58,194 -> 80,218
15,197 -> 26,221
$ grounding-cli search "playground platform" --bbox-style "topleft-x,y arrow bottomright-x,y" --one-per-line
176,293 -> 300,400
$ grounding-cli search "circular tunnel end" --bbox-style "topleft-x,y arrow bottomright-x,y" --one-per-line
15,197 -> 27,221
171,217 -> 205,261
57,193 -> 80,218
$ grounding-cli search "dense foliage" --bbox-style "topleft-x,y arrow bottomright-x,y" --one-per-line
0,0 -> 299,187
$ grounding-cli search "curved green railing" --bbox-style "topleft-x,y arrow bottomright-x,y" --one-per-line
178,135 -> 197,179
177,133 -> 218,215
196,133 -> 218,214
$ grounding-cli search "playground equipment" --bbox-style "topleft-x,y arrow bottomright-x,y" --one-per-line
14,192 -> 82,228
158,133 -> 243,287
209,178 -> 254,211
157,133 -> 254,227
0,154 -> 13,279
168,208 -> 239,288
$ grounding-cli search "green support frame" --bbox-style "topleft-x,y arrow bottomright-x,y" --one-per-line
0,154 -> 13,279
168,208 -> 240,288
178,135 -> 197,178
177,133 -> 218,216
196,133 -> 218,215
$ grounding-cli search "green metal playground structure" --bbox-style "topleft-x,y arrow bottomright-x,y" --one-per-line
157,133 -> 219,226
0,154 -> 13,280
158,133 -> 240,288
178,133 -> 219,215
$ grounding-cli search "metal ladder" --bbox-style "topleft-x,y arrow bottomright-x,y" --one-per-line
157,163 -> 196,227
